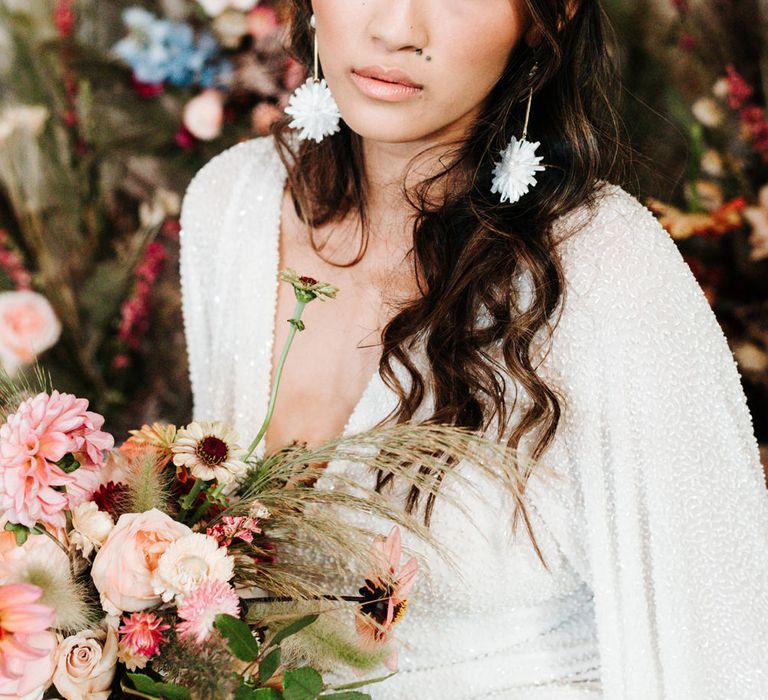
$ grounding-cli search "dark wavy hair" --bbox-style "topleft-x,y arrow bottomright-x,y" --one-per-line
272,0 -> 632,567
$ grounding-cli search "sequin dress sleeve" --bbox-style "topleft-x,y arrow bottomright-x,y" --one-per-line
537,185 -> 768,698
178,140 -> 261,421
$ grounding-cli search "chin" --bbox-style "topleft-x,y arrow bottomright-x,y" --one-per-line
339,105 -> 445,145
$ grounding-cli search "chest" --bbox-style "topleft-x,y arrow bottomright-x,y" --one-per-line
262,193 -> 419,454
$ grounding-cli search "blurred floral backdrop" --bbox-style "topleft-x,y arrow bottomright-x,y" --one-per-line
0,0 -> 766,465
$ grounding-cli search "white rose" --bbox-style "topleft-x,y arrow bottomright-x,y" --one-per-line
0,290 -> 61,375
53,624 -> 117,700
70,503 -> 114,559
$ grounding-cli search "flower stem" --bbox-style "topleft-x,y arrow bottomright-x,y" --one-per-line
179,478 -> 205,514
247,594 -> 364,603
188,483 -> 225,525
244,299 -> 307,461
40,527 -> 69,557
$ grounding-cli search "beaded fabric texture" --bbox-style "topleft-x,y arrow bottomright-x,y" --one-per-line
178,136 -> 768,699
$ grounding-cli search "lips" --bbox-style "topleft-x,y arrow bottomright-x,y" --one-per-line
352,65 -> 423,89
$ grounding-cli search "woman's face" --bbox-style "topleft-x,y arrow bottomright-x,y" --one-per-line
312,0 -> 539,145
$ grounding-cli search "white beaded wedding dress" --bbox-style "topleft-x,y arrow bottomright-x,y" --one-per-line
179,135 -> 768,699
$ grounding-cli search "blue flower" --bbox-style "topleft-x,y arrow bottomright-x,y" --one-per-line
112,6 -> 230,89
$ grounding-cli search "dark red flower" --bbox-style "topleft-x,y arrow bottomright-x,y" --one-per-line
91,481 -> 128,520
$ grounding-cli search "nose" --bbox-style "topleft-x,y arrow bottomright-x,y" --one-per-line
366,0 -> 429,54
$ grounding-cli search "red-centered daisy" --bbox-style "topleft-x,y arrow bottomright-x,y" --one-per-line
176,580 -> 240,644
118,611 -> 170,659
171,421 -> 248,486
355,526 -> 418,649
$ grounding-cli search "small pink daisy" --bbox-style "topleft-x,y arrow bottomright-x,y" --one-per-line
176,580 -> 240,644
118,611 -> 170,658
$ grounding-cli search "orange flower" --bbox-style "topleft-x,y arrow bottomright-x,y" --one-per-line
646,195 -> 746,241
355,526 -> 418,652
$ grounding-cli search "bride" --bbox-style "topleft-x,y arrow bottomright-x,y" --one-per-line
178,0 -> 768,697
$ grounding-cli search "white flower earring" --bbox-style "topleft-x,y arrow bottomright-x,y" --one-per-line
490,62 -> 547,204
284,13 -> 341,143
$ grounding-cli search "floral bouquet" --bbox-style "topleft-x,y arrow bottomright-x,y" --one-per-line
0,271 -> 533,699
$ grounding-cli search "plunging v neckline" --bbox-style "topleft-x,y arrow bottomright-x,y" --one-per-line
259,165 -> 382,457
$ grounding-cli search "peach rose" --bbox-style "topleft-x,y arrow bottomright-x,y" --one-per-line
53,624 -> 117,700
0,630 -> 56,699
182,89 -> 224,141
91,509 -> 191,615
0,290 -> 61,375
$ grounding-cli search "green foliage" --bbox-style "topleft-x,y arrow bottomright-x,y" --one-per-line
268,615 -> 319,649
282,668 -> 323,700
259,648 -> 282,685
125,673 -> 191,700
215,613 -> 260,662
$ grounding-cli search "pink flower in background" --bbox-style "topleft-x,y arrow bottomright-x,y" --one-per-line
283,57 -> 306,92
118,612 -> 169,659
0,230 -> 31,290
182,89 -> 224,141
739,105 -> 768,162
0,583 -> 55,680
246,5 -> 279,40
206,515 -> 262,547
118,241 -> 167,351
0,290 -> 61,375
725,64 -> 753,110
251,102 -> 283,136
176,580 -> 240,644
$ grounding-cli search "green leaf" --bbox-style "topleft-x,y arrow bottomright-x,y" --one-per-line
235,686 -> 283,700
214,613 -> 260,662
282,667 -> 324,700
3,522 -> 31,547
330,673 -> 395,691
321,694 -> 371,699
55,453 -> 80,474
268,614 -> 319,649
259,647 -> 282,685
126,674 -> 191,699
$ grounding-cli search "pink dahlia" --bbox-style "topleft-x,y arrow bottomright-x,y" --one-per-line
118,611 -> 170,659
176,580 -> 240,644
0,391 -> 114,527
0,583 -> 55,680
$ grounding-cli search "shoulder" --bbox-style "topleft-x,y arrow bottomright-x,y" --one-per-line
552,181 -> 712,325
540,181 -> 743,395
179,135 -> 284,239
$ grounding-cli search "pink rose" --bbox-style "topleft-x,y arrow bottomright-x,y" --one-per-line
182,89 -> 224,141
0,290 -> 61,375
0,630 -> 56,699
91,509 -> 191,615
52,624 -> 117,700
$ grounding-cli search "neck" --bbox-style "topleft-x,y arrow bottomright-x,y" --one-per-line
360,109 -> 478,217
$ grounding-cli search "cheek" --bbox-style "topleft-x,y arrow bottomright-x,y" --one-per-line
436,11 -> 522,109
